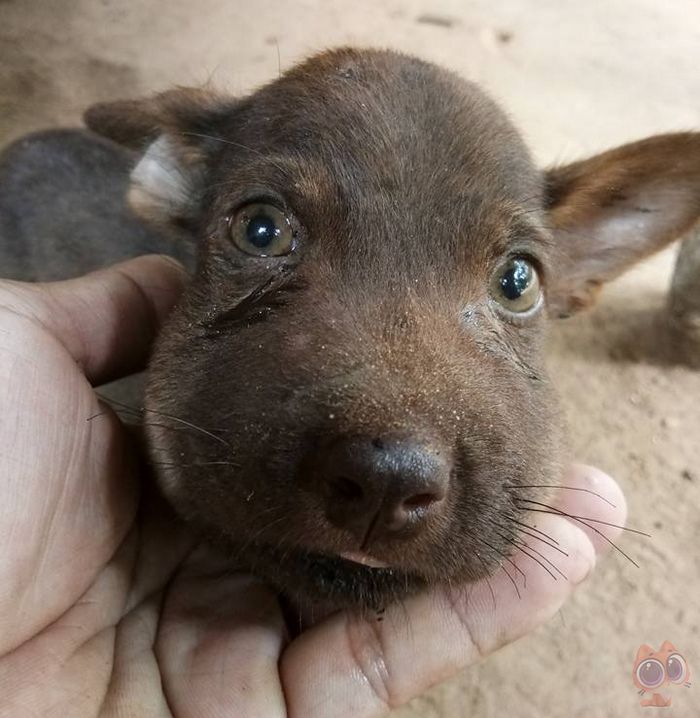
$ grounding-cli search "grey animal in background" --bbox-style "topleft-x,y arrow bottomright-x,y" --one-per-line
0,128 -> 194,281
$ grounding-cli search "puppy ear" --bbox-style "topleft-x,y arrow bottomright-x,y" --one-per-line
544,133 -> 700,317
84,87 -> 231,149
84,88 -> 236,228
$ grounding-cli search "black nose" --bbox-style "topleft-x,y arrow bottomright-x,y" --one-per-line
315,436 -> 450,541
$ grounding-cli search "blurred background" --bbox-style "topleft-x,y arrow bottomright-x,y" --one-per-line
1,1 -> 698,716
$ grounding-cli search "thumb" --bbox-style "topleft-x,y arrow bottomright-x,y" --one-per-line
280,466 -> 627,718
0,255 -> 187,385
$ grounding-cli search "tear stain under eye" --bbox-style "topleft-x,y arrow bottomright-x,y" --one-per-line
203,266 -> 304,335
478,333 -> 544,382
463,305 -> 544,382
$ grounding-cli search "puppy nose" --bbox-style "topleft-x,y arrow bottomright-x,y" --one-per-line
317,436 -> 450,538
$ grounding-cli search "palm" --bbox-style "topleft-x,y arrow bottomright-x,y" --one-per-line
0,257 -> 627,718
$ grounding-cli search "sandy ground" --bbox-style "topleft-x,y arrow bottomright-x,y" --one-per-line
1,1 -> 699,716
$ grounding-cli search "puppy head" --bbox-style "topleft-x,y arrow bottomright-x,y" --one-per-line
87,48 -> 700,608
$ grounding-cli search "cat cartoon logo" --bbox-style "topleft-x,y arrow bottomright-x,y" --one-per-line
632,641 -> 692,707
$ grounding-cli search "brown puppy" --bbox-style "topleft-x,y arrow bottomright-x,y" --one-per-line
82,48 -> 700,609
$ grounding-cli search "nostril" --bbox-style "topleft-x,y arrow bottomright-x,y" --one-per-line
402,491 -> 441,510
313,435 -> 451,536
329,476 -> 364,502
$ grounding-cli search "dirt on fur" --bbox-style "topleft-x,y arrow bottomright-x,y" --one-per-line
1,1 -> 698,716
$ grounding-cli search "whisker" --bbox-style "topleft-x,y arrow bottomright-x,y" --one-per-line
97,393 -> 231,447
504,484 -> 616,508
518,528 -> 568,556
133,420 -> 218,434
86,411 -> 108,421
467,530 -> 527,591
500,563 -> 522,599
518,505 -> 641,567
510,536 -> 567,580
515,500 -> 650,537
274,38 -> 282,78
504,517 -> 561,546
235,513 -> 288,557
509,542 -> 559,581
473,550 -> 497,608
182,131 -> 290,175
495,518 -> 568,556
494,526 -> 566,576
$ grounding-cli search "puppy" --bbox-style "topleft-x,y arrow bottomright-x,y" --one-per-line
1,48 -> 698,609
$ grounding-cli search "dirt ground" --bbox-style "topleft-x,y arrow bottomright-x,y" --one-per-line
1,1 -> 699,716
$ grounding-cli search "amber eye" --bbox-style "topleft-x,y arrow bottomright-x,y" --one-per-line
229,202 -> 296,257
490,257 -> 542,314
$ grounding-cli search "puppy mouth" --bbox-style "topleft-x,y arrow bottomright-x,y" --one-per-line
338,550 -> 391,569
242,542 -> 427,608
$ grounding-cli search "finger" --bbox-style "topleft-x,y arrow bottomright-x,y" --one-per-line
549,463 -> 629,554
157,557 -> 288,718
281,466 -> 625,718
0,254 -> 187,385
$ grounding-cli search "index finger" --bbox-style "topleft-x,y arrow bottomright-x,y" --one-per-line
0,254 -> 187,385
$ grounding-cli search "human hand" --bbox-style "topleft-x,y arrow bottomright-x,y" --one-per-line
0,256 -> 627,717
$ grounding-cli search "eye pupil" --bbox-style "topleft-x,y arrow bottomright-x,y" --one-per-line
500,260 -> 532,300
489,256 -> 541,315
246,214 -> 280,248
229,202 -> 296,257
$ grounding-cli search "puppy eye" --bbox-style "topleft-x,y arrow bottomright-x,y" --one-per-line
490,257 -> 542,314
229,203 -> 296,257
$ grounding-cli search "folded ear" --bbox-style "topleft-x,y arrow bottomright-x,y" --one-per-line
544,132 -> 700,317
84,88 -> 237,228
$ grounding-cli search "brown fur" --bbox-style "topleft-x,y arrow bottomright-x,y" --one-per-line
84,48 -> 700,608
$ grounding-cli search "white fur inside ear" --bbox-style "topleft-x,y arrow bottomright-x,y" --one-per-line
129,135 -> 201,223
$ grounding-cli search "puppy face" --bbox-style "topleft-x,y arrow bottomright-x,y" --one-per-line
86,49 -> 700,608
